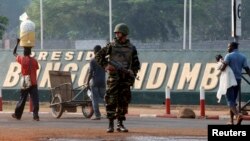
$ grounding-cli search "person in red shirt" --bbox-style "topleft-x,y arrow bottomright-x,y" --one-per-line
12,39 -> 40,121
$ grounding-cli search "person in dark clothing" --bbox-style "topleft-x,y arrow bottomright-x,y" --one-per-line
12,39 -> 40,121
95,23 -> 140,133
86,45 -> 106,120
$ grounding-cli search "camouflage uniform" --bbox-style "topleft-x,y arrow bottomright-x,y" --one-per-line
95,37 -> 140,132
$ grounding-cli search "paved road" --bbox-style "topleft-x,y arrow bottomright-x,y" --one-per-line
1,112 -> 250,141
2,111 -> 250,127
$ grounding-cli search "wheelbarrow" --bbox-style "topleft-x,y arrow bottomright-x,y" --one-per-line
49,70 -> 94,118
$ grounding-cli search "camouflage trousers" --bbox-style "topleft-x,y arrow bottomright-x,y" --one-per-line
105,75 -> 131,121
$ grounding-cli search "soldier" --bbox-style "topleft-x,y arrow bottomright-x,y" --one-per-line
95,23 -> 140,133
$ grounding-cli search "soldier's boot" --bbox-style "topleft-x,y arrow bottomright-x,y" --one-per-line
230,106 -> 243,125
106,119 -> 114,133
116,120 -> 128,132
227,110 -> 234,125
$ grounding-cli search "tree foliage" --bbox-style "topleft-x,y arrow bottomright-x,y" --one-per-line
0,0 -> 30,31
0,16 -> 8,39
25,0 -> 250,41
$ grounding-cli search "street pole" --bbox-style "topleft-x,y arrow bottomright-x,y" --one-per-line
183,0 -> 187,50
109,0 -> 112,42
40,0 -> 43,49
189,0 -> 192,50
232,0 -> 241,43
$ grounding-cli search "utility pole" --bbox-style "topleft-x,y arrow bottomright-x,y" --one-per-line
109,0 -> 112,42
183,0 -> 192,50
40,0 -> 43,49
188,0 -> 192,50
232,0 -> 241,43
183,0 -> 187,50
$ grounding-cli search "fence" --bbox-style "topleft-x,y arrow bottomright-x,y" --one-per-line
2,39 -> 250,51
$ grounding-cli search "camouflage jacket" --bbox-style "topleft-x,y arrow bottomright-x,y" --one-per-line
95,38 -> 140,76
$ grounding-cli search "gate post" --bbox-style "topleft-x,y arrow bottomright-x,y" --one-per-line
0,88 -> 3,111
165,86 -> 171,114
200,86 -> 205,117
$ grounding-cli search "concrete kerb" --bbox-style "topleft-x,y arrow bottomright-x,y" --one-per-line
1,102 -> 249,121
126,113 -> 250,121
1,111 -> 250,121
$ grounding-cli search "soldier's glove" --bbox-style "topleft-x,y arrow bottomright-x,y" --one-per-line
105,64 -> 116,72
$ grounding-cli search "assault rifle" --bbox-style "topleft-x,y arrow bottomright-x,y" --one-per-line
106,55 -> 139,81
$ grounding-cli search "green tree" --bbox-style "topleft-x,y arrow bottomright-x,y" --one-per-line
27,0 -> 185,41
0,16 -> 9,39
113,0 -> 183,41
191,0 -> 231,41
242,0 -> 250,40
27,0 -> 109,40
25,0 -> 247,42
0,0 -> 30,31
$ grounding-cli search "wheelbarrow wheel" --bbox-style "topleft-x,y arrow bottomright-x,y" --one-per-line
82,101 -> 94,118
51,94 -> 64,118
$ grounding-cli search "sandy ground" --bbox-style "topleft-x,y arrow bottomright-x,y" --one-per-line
0,127 -> 207,141
0,102 -> 231,141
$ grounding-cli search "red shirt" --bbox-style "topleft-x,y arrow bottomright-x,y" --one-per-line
16,55 -> 39,86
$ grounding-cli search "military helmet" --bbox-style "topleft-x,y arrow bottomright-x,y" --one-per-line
114,23 -> 129,35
